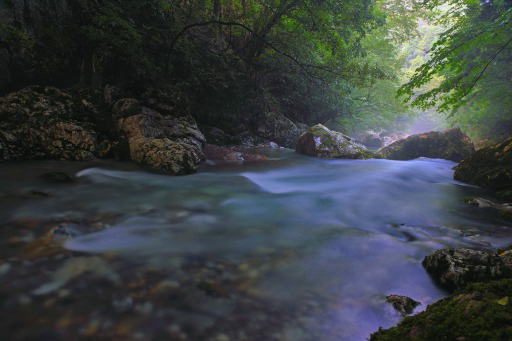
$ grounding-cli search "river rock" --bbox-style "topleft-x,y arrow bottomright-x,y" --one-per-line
386,295 -> 420,316
454,137 -> 512,201
255,111 -> 306,148
204,144 -> 268,163
0,86 -> 99,161
296,124 -> 374,159
465,197 -> 512,219
112,98 -> 205,174
378,128 -> 475,162
422,248 -> 512,292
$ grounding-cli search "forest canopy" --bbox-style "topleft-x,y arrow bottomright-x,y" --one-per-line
1,0 -> 511,139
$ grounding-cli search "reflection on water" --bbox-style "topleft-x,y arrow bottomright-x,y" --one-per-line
1,150 -> 512,340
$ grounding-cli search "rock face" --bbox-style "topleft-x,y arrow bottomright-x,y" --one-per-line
112,98 -> 205,175
371,279 -> 512,341
296,124 -> 374,159
0,86 -> 99,161
454,138 -> 512,201
386,295 -> 420,316
422,248 -> 512,292
379,128 -> 475,162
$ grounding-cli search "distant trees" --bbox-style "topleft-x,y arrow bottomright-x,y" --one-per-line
0,0 -> 421,132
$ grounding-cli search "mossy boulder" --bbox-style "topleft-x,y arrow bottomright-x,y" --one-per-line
379,128 -> 475,162
370,279 -> 512,341
0,86 -> 100,161
296,124 -> 375,159
454,138 -> 512,201
113,98 -> 205,174
386,295 -> 421,316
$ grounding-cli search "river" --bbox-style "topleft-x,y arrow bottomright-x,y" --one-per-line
1,149 -> 511,340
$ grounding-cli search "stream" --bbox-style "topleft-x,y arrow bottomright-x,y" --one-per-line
1,149 -> 512,340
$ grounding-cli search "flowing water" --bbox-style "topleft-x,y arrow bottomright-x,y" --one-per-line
1,149 -> 512,340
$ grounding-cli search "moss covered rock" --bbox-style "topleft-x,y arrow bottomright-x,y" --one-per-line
296,124 -> 375,159
0,86 -> 100,161
454,138 -> 512,201
113,98 -> 205,174
379,128 -> 475,162
370,279 -> 512,341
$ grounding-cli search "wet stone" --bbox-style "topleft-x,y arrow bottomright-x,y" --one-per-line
385,295 -> 420,316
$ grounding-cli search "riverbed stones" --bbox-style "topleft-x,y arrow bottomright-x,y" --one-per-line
0,86 -> 99,161
422,248 -> 512,292
378,128 -> 475,162
454,137 -> 512,201
112,98 -> 206,174
296,124 -> 374,159
386,295 -> 420,316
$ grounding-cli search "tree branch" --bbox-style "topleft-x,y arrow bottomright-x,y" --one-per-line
167,20 -> 324,80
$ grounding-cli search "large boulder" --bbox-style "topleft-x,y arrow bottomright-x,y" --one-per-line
255,111 -> 306,148
454,138 -> 512,201
296,124 -> 374,159
379,128 -> 475,162
0,86 -> 99,161
422,248 -> 512,292
112,98 -> 205,174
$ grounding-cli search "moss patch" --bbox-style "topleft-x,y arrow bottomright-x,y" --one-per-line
370,279 -> 512,341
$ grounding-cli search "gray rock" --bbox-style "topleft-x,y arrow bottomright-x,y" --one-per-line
454,137 -> 512,201
296,124 -> 374,159
255,111 -> 306,148
113,98 -> 205,174
422,248 -> 512,291
379,128 -> 475,162
386,295 -> 420,316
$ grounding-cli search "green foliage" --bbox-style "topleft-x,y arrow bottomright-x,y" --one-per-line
398,0 -> 512,140
1,0 -> 424,133
371,279 -> 512,341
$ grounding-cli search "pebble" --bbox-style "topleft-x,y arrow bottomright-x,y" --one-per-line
135,302 -> 153,315
18,295 -> 32,305
0,263 -> 11,276
213,334 -> 230,341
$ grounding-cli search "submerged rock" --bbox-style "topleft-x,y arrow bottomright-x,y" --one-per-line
422,248 -> 512,292
465,197 -> 512,219
378,128 -> 475,162
0,86 -> 99,161
454,137 -> 512,201
371,279 -> 512,341
296,124 -> 374,159
386,295 -> 420,316
113,98 -> 205,174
